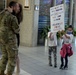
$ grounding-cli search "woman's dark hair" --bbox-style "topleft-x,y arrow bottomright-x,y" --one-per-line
9,2 -> 23,24
16,4 -> 23,24
9,1 -> 17,7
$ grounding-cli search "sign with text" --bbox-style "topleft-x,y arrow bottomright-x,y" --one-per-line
50,4 -> 64,32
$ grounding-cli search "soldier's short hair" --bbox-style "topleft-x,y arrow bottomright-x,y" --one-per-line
9,1 -> 17,7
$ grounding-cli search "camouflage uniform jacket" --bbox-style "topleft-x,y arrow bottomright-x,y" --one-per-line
0,10 -> 20,44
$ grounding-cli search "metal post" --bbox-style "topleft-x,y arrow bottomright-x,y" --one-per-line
53,0 -> 56,6
69,0 -> 73,25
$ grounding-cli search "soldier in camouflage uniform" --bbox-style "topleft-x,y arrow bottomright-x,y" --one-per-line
0,1 -> 20,75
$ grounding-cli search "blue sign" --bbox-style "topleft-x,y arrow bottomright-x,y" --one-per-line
56,0 -> 63,5
65,0 -> 70,3
43,0 -> 52,4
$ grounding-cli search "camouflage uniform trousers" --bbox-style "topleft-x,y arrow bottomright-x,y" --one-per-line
48,46 -> 57,66
0,40 -> 18,74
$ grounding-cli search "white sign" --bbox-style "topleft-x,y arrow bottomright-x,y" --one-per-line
50,4 -> 64,32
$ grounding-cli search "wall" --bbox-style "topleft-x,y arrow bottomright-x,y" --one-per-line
18,0 -> 40,47
7,0 -> 39,46
18,0 -> 35,46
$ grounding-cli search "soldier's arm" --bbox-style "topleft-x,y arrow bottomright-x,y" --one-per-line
11,16 -> 20,34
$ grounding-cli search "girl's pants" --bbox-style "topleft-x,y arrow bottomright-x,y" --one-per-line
48,46 -> 57,66
60,54 -> 68,67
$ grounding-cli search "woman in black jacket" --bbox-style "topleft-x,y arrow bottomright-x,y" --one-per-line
15,4 -> 23,74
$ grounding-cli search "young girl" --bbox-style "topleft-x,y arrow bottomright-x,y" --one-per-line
48,30 -> 57,68
59,25 -> 73,69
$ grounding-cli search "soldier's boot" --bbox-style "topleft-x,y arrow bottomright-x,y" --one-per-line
0,70 -> 5,75
6,72 -> 12,75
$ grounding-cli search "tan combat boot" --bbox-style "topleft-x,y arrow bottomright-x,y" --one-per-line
6,72 -> 12,75
0,70 -> 5,75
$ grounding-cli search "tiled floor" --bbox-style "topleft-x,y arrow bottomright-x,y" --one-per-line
0,40 -> 76,75
18,41 -> 76,75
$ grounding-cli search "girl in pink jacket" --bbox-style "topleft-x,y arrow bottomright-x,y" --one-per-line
59,25 -> 73,70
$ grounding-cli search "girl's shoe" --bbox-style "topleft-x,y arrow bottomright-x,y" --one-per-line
64,66 -> 68,70
49,61 -> 52,66
49,63 -> 52,66
59,65 -> 64,69
54,65 -> 57,68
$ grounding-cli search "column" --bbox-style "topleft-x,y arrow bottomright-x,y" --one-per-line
63,0 -> 65,7
53,0 -> 56,6
69,0 -> 73,25
74,0 -> 76,29
18,0 -> 35,46
32,0 -> 40,46
5,0 -> 7,8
